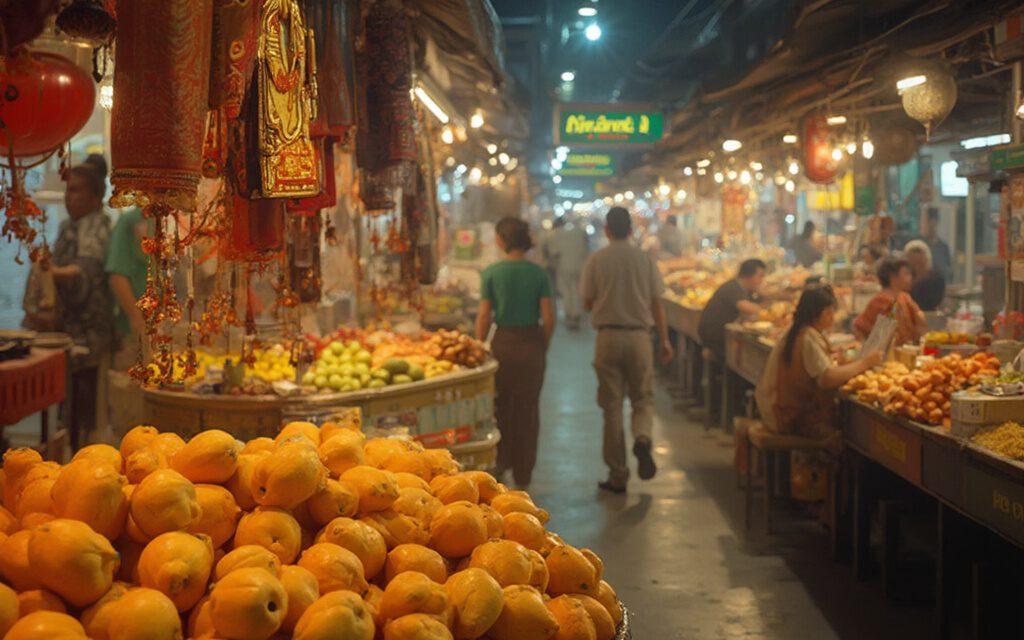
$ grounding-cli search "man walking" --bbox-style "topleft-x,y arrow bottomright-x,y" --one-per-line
581,207 -> 673,493
548,217 -> 589,329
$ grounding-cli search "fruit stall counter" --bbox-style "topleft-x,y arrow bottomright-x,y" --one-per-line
662,296 -> 704,401
720,325 -> 774,431
143,361 -> 501,469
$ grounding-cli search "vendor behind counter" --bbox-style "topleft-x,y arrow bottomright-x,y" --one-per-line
697,259 -> 766,358
853,257 -> 927,347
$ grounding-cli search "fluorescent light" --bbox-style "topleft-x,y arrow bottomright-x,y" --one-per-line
584,23 -> 602,41
561,71 -> 576,82
896,75 -> 927,93
578,6 -> 597,17
782,133 -> 798,144
696,158 -> 711,168
553,175 -> 563,184
722,139 -> 742,152
683,167 -> 693,176
487,143 -> 498,154
470,110 -> 484,129
826,115 -> 847,126
441,127 -> 454,144
960,133 -> 1011,149
414,86 -> 449,124
862,139 -> 874,159
740,170 -> 752,184
714,172 -> 724,184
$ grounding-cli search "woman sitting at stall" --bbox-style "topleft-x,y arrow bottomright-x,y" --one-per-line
476,217 -> 556,487
756,285 -> 883,438
853,258 -> 927,347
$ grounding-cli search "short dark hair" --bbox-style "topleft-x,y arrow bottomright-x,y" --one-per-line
665,215 -> 678,226
877,257 -> 910,287
738,258 -> 767,279
606,207 -> 631,239
495,216 -> 533,252
68,164 -> 106,199
801,220 -> 815,239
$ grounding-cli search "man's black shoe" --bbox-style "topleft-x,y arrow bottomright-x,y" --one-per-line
633,437 -> 657,480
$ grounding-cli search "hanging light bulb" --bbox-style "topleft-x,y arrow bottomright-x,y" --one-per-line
722,139 -> 743,152
782,133 -> 798,144
697,158 -> 712,168
486,143 -> 498,154
774,175 -> 786,186
441,127 -> 454,144
788,161 -> 800,175
470,110 -> 485,129
755,172 -> 764,182
727,170 -> 738,181
683,166 -> 693,176
714,172 -> 725,184
785,180 -> 795,193
750,161 -> 763,171
658,184 -> 671,196
831,147 -> 843,161
739,170 -> 752,184
862,138 -> 875,159
675,189 -> 687,201
624,190 -> 635,200
552,175 -> 562,184
845,141 -> 858,154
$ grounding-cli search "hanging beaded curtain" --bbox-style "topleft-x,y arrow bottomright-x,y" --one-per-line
356,0 -> 416,213
110,0 -> 213,212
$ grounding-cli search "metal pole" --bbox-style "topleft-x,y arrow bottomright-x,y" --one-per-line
965,181 -> 976,291
1013,62 -> 1022,145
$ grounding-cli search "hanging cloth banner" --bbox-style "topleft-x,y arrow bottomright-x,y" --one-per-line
301,0 -> 357,141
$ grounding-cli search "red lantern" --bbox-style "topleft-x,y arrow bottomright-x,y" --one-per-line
0,51 -> 95,157
802,114 -> 839,184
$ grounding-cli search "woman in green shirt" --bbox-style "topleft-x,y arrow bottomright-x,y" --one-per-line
476,217 -> 556,487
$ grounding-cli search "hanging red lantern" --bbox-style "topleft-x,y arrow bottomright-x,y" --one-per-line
0,51 -> 95,157
802,114 -> 839,184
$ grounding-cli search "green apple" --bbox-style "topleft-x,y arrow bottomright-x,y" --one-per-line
368,379 -> 387,389
346,340 -> 361,351
360,373 -> 371,386
328,374 -> 345,390
301,371 -> 315,386
371,368 -> 391,382
320,351 -> 338,365
355,350 -> 373,364
314,374 -> 328,388
330,341 -> 346,355
339,363 -> 354,377
392,374 -> 413,385
353,363 -> 370,376
339,351 -> 353,364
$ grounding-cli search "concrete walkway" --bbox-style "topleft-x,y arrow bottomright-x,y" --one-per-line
525,325 -> 933,639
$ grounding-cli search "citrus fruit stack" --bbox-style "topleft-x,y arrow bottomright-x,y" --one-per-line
0,420 -> 622,639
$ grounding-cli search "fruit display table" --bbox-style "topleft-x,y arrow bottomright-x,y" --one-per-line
663,297 -> 704,400
720,325 -> 773,432
143,360 -> 500,467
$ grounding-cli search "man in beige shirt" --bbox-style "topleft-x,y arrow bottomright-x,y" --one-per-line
581,207 -> 674,492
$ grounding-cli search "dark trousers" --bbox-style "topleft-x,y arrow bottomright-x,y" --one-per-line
492,326 -> 547,485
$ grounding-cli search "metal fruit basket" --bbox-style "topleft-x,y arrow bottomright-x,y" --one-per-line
615,602 -> 632,639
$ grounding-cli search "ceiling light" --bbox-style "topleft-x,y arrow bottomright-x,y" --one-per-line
785,214 -> 796,224
896,74 -> 927,93
774,175 -> 786,186
845,141 -> 857,154
563,200 -> 573,209
624,190 -> 635,199
470,110 -> 484,129
740,170 -> 752,184
498,152 -> 510,165
441,127 -> 454,144
683,166 -> 693,176
862,138 -> 875,159
1016,100 -> 1024,121
578,6 -> 597,17
414,86 -> 450,124
456,164 -> 467,175
445,157 -> 456,167
722,139 -> 742,152
99,83 -> 114,111
831,147 -> 843,161
697,168 -> 707,176
696,158 -> 712,168
658,184 -> 671,196
551,159 -> 563,170
469,167 -> 482,182
782,133 -> 798,144
750,161 -> 763,171
826,115 -> 847,126
675,189 -> 687,200
960,133 -> 1011,149
755,172 -> 764,181
553,175 -> 563,184
488,157 -> 498,166
727,170 -> 738,180
561,70 -> 576,83
507,158 -> 518,170
584,23 -> 602,41
785,180 -> 795,193
614,193 -> 624,203
788,161 -> 799,175
714,172 -> 724,184
487,143 -> 498,154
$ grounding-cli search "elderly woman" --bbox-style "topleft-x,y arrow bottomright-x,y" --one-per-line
904,239 -> 945,312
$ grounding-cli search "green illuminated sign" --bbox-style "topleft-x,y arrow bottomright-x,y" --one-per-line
991,144 -> 1024,172
559,153 -> 616,177
555,104 -> 665,147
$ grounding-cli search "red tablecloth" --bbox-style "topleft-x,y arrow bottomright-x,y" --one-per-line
0,348 -> 66,426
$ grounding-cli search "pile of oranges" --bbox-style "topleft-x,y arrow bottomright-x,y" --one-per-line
0,416 -> 622,640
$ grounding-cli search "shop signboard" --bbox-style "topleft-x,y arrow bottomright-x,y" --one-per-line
963,463 -> 1024,547
846,402 -> 922,484
559,153 -> 616,177
990,144 -> 1024,172
554,103 -> 665,148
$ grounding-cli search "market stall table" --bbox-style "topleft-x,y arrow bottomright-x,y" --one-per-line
0,347 -> 68,459
663,296 -> 704,401
722,324 -> 773,431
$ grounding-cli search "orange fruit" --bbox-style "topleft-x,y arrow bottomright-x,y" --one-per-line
490,492 -> 549,523
123,449 -> 168,485
317,430 -> 365,477
16,590 -> 66,616
19,512 -> 55,531
0,583 -> 18,637
0,504 -> 18,533
429,501 -> 487,559
546,595 -> 597,640
419,449 -> 459,479
385,544 -> 448,584
115,538 -> 144,583
393,487 -> 443,526
365,583 -> 384,624
378,571 -> 448,624
250,440 -> 325,509
72,444 -> 124,472
479,504 -> 504,539
242,437 -> 277,455
488,585 -> 558,640
445,568 -> 504,639
51,459 -> 129,541
360,509 -> 430,548
214,545 -> 281,580
1,529 -> 42,591
297,543 -> 369,596
4,611 -> 87,639
393,472 -> 431,492
234,506 -> 303,564
28,519 -> 119,607
209,567 -> 287,640
594,580 -> 622,626
580,549 -> 604,583
468,539 -> 533,587
569,595 -> 616,640
276,421 -> 322,447
106,588 -> 182,640
317,518 -> 387,579
526,549 -> 550,593
306,479 -> 360,526
383,613 -> 454,640
2,448 -> 44,513
340,466 -> 399,513
503,512 -> 546,551
188,484 -> 241,548
384,451 -> 433,481
546,545 -> 599,596
429,475 -> 479,505
460,471 -> 502,503
319,413 -> 361,444
279,564 -> 320,634
186,594 -> 213,639
292,590 -> 375,640
137,531 -> 214,611
225,452 -> 268,511
171,429 -> 241,484
80,582 -> 130,640
147,433 -> 186,461
363,439 -> 416,469
14,475 -> 56,520
129,469 -> 201,539
119,426 -> 159,461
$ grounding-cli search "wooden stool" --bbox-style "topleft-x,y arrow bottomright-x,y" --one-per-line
741,417 -> 835,534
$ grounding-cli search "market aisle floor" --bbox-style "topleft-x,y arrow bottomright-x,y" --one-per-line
527,324 -> 933,640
